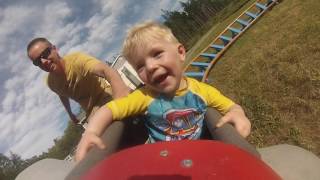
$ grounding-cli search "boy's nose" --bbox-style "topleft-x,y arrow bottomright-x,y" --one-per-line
145,59 -> 157,72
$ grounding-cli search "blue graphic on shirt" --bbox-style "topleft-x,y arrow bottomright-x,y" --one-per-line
145,91 -> 207,142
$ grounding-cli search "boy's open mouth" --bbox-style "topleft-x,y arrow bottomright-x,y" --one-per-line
154,73 -> 168,84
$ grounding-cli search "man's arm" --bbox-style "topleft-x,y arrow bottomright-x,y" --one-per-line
92,62 -> 130,98
59,95 -> 79,124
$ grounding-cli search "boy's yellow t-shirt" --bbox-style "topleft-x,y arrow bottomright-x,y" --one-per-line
46,52 -> 112,113
106,77 -> 234,142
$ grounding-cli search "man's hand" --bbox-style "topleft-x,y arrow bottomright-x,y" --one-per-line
75,131 -> 106,163
216,104 -> 251,138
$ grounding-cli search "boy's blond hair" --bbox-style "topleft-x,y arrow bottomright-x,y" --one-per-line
122,21 -> 180,61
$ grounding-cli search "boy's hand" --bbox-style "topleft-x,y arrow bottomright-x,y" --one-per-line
216,104 -> 251,138
75,131 -> 106,163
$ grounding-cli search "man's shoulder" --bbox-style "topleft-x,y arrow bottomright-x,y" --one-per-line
63,52 -> 85,60
63,52 -> 93,70
63,52 -> 98,67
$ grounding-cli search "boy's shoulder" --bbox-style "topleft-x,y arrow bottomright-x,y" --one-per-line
185,77 -> 219,93
186,77 -> 208,87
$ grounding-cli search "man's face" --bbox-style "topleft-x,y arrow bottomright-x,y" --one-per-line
28,41 -> 61,73
129,39 -> 185,95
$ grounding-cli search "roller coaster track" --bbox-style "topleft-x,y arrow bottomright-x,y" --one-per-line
184,0 -> 279,82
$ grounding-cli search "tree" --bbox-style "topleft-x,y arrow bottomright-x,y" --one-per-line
162,0 -> 238,48
0,152 -> 28,180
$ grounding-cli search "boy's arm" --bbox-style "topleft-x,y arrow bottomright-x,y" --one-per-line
75,88 -> 150,162
193,79 -> 251,137
75,106 -> 113,162
216,104 -> 251,138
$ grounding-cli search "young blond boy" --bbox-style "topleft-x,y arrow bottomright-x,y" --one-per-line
75,22 -> 251,162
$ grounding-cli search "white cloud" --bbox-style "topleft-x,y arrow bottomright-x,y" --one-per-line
2,91 -> 15,113
0,5 -> 32,37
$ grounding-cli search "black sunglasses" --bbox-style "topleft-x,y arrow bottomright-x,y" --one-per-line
33,46 -> 52,66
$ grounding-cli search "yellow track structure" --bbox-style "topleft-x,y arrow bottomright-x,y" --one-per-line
184,0 -> 279,82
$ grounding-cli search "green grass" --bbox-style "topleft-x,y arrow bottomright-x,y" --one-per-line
187,0 -> 320,156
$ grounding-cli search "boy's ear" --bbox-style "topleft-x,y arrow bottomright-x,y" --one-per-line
177,44 -> 186,62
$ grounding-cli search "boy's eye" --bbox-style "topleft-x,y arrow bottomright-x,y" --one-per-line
153,51 -> 163,58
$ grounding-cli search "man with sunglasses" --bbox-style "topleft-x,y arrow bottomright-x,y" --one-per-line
27,37 -> 130,124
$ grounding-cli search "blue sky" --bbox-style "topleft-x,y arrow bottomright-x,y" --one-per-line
0,0 -> 185,159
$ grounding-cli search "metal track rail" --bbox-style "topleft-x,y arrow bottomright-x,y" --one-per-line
184,0 -> 279,82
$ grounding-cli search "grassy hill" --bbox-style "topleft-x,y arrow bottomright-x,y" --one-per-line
187,0 -> 320,156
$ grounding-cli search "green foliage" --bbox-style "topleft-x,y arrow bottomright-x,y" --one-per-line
162,0 -> 246,49
0,152 -> 29,180
44,121 -> 83,159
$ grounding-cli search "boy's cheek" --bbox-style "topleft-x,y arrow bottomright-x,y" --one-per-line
138,73 -> 148,84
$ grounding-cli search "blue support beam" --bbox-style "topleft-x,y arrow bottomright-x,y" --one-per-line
220,35 -> 232,41
228,27 -> 242,37
210,44 -> 224,51
228,27 -> 242,34
200,53 -> 216,60
185,72 -> 205,78
236,19 -> 250,26
267,0 -> 277,5
245,11 -> 258,19
255,2 -> 267,10
220,35 -> 232,45
190,62 -> 210,67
